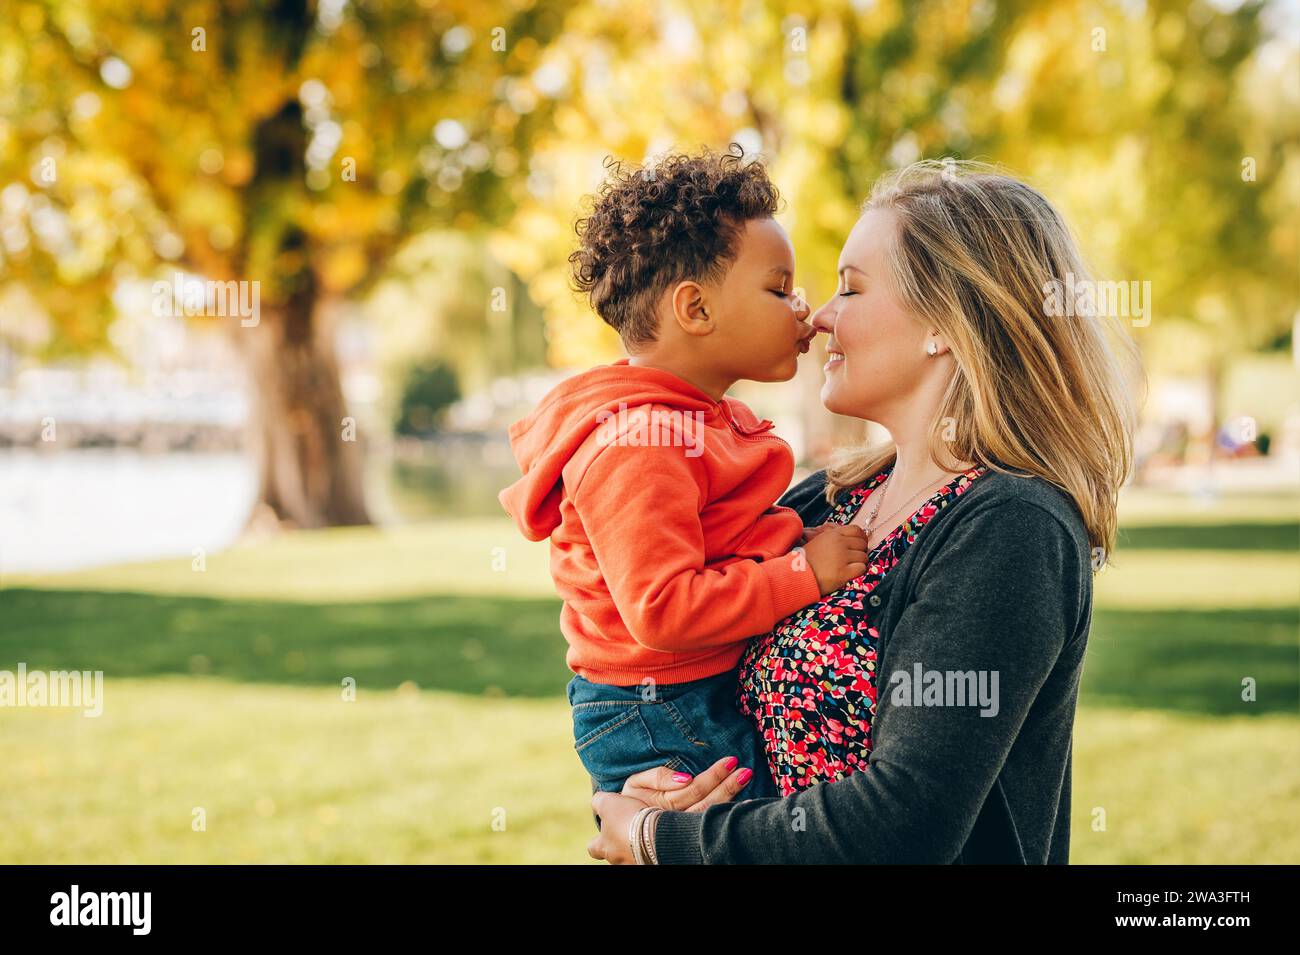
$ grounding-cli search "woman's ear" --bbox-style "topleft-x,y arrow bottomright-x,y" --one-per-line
925,332 -> 949,356
670,281 -> 715,337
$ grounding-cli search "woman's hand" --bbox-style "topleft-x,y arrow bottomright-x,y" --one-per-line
623,755 -> 755,810
585,792 -> 646,864
587,756 -> 756,864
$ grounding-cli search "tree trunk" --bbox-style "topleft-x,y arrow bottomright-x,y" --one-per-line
236,85 -> 371,531
236,282 -> 371,530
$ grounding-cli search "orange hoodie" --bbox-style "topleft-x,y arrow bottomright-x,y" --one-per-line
499,359 -> 821,686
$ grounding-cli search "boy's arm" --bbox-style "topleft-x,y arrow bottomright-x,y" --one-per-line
572,441 -> 821,653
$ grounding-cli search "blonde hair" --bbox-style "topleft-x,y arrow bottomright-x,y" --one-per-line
826,160 -> 1143,558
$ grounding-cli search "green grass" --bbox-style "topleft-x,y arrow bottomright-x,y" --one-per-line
0,678 -> 593,864
1,490 -> 1296,864
1072,709 -> 1300,864
0,588 -> 570,697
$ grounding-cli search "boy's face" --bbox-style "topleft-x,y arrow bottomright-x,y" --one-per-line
704,218 -> 814,382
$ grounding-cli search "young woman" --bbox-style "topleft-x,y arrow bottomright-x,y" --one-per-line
586,159 -> 1142,864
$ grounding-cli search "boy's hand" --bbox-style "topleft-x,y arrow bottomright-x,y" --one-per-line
803,523 -> 869,594
801,523 -> 832,544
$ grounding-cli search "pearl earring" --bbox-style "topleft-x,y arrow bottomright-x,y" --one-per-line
926,341 -> 938,356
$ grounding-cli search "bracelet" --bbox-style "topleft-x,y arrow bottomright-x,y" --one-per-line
643,808 -> 663,865
629,807 -> 654,865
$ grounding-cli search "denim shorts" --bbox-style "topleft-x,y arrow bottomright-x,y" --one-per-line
567,665 -> 779,826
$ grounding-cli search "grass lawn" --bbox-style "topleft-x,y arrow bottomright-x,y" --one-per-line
1,488 -> 1296,864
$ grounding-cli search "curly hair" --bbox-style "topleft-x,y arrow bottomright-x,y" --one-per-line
569,144 -> 780,347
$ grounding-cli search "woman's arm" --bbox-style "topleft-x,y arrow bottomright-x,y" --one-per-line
650,497 -> 1088,864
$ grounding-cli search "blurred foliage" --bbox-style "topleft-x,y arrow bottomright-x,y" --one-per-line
0,0 -> 1295,380
1221,352 -> 1300,434
364,229 -> 546,405
0,0 -> 568,356
394,358 -> 459,435
488,0 -> 1299,373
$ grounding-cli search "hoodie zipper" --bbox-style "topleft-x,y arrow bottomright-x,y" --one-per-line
717,400 -> 792,452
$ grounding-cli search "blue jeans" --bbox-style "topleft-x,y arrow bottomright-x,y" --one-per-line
567,666 -> 779,828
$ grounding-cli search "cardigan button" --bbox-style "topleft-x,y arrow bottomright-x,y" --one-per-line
868,594 -> 882,607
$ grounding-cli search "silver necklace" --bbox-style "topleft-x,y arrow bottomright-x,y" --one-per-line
861,468 -> 952,543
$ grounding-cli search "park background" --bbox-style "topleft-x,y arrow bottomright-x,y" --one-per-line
1,0 -> 1297,863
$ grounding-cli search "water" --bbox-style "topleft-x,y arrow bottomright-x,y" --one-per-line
5,444 -> 1293,575
0,441 -> 521,574
378,435 -> 520,522
0,449 -> 258,574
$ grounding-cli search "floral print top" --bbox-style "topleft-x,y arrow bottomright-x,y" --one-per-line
737,463 -> 988,797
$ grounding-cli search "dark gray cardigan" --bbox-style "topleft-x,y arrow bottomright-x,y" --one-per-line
653,466 -> 1094,864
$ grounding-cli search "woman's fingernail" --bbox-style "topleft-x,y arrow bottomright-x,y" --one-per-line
672,772 -> 693,783
736,769 -> 754,787
724,756 -> 739,772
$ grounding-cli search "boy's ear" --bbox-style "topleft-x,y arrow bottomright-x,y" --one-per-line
669,280 -> 715,337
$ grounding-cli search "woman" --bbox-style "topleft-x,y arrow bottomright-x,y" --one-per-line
587,159 -> 1141,864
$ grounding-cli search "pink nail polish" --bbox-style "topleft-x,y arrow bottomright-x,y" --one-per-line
736,768 -> 754,787
724,756 -> 739,772
672,772 -> 693,783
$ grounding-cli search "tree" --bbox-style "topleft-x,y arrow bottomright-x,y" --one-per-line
0,0 -> 567,527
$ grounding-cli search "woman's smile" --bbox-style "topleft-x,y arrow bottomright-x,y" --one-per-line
824,344 -> 845,372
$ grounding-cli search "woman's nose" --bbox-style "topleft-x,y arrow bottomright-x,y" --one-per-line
810,300 -> 834,333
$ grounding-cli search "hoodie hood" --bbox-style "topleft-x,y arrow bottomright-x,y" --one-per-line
499,360 -> 723,541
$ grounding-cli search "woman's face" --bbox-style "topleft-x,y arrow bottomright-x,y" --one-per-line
811,207 -> 936,421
